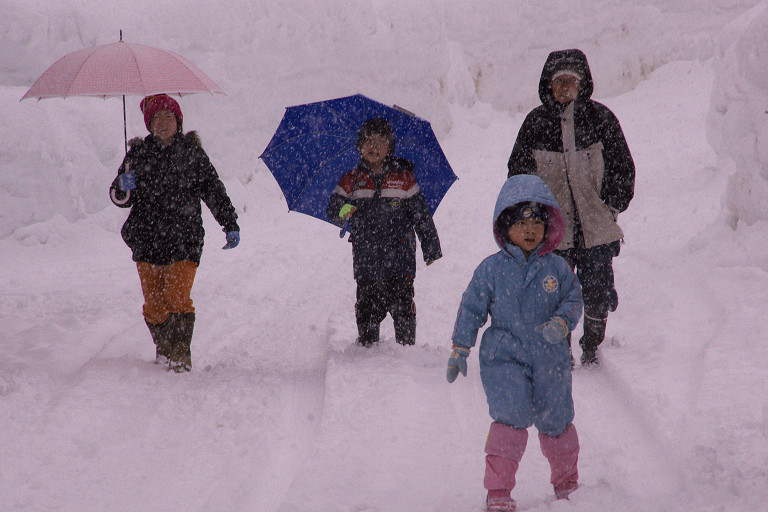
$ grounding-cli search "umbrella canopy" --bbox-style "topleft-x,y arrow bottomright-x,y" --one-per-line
20,34 -> 224,153
260,94 -> 457,227
21,39 -> 223,100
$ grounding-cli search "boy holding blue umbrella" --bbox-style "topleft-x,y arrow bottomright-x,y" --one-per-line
327,118 -> 442,347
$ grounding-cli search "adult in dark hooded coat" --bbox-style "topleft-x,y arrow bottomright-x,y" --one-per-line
110,94 -> 240,372
507,49 -> 635,365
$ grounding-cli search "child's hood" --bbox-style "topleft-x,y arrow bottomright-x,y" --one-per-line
493,174 -> 565,255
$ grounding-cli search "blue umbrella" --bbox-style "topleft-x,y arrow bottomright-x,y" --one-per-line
260,94 -> 457,234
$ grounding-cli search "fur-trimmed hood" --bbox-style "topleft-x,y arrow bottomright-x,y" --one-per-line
129,130 -> 201,149
493,174 -> 565,256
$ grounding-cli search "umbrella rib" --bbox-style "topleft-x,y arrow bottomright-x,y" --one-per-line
261,131 -> 352,156
320,104 -> 363,131
320,95 -> 406,132
325,105 -> 404,129
126,44 -> 145,96
287,141 -> 356,211
65,46 -> 102,98
152,46 -> 207,94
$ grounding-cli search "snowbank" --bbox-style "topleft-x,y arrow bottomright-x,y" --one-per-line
708,1 -> 768,228
0,0 -> 760,237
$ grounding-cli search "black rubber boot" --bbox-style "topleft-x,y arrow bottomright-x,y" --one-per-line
394,316 -> 416,346
356,323 -> 380,347
168,312 -> 195,373
146,316 -> 175,365
579,316 -> 606,366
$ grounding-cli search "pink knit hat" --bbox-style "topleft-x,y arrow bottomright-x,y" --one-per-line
140,94 -> 183,132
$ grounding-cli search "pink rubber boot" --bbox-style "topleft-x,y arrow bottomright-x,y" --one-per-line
484,422 -> 528,511
539,423 -> 580,499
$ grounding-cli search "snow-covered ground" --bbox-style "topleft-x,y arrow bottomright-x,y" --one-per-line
2,2 -> 768,511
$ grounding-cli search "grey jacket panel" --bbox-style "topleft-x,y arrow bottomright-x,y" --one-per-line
534,135 -> 623,249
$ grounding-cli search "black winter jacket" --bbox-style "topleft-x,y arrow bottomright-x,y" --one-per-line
110,132 -> 239,265
508,49 -> 634,248
326,157 -> 442,280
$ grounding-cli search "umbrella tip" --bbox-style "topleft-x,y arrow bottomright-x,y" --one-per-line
119,29 -> 123,42
393,104 -> 416,117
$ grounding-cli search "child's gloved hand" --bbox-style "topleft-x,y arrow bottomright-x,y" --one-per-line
222,231 -> 240,250
339,204 -> 357,219
118,168 -> 136,191
446,346 -> 470,383
535,317 -> 568,344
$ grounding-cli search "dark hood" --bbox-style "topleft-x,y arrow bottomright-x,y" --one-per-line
538,48 -> 594,108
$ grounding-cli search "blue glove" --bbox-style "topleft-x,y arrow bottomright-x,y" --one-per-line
118,168 -> 136,191
222,231 -> 240,250
535,317 -> 569,344
446,347 -> 470,383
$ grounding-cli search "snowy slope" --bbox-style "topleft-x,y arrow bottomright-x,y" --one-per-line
2,2 -> 768,512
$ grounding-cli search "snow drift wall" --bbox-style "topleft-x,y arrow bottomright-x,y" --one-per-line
0,0 -> 761,238
707,1 -> 768,227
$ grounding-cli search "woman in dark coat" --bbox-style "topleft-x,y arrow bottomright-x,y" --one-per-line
110,94 -> 240,372
508,49 -> 635,365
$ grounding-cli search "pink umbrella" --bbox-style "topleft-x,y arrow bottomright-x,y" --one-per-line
21,32 -> 224,153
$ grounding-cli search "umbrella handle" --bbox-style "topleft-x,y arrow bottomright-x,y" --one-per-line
339,220 -> 350,238
122,95 -> 128,155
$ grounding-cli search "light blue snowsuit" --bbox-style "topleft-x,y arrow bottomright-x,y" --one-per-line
452,175 -> 583,436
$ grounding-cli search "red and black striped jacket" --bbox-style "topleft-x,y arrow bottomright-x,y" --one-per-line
327,157 -> 442,280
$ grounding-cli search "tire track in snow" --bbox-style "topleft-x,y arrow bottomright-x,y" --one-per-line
573,361 -> 686,506
275,341 -> 481,512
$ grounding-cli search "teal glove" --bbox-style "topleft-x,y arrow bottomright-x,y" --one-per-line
446,347 -> 470,383
535,317 -> 568,344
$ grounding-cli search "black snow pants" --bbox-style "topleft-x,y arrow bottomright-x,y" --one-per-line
557,241 -> 620,354
556,241 -> 620,319
355,276 -> 416,346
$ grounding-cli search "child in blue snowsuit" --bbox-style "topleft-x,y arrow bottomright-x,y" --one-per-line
447,174 -> 583,512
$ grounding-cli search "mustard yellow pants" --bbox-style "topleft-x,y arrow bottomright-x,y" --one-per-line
136,260 -> 197,325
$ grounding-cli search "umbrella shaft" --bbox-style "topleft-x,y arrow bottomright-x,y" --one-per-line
123,95 -> 128,155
